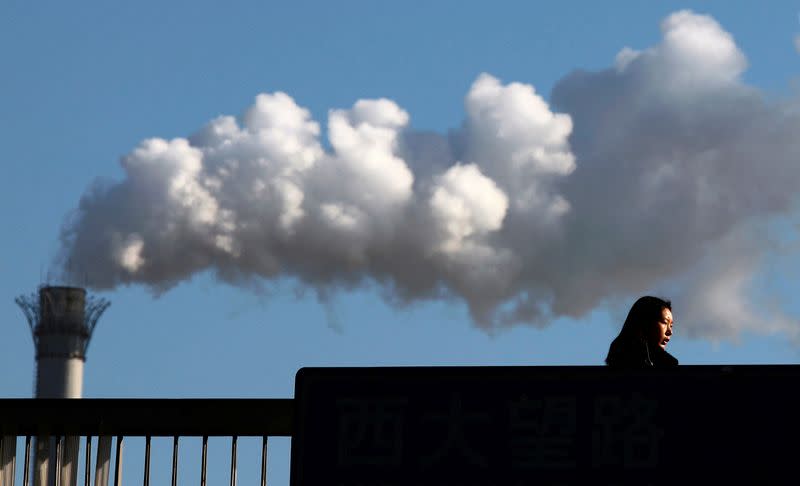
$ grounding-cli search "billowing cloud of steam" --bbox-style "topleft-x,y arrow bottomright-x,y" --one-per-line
60,10 -> 800,341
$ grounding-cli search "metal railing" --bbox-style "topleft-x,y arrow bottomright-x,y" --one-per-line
0,399 -> 293,486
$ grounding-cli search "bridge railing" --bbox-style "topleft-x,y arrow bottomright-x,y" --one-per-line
0,399 -> 293,486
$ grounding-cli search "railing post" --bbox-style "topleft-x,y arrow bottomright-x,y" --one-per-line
143,436 -> 151,486
200,436 -> 208,486
22,436 -> 31,486
261,436 -> 268,486
60,436 -> 79,486
94,436 -> 111,486
0,435 -> 17,486
171,437 -> 179,486
32,437 -> 49,486
112,437 -> 122,486
229,436 -> 237,486
54,436 -> 62,486
84,437 -> 91,486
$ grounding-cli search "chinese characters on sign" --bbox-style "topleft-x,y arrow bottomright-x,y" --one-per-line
334,393 -> 661,473
337,398 -> 408,467
508,395 -> 577,470
592,393 -> 663,469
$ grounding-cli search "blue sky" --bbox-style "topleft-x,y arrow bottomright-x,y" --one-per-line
2,1 -> 800,483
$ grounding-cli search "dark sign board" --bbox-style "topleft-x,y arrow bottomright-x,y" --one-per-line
291,366 -> 800,485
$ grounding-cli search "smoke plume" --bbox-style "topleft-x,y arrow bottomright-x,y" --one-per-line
60,11 -> 800,340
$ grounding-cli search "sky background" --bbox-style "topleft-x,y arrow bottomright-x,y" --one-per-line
2,1 -> 800,484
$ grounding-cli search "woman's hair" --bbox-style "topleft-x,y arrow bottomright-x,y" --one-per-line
618,296 -> 671,339
605,295 -> 671,365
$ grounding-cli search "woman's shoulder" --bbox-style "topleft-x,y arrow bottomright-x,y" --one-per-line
606,336 -> 649,368
606,337 -> 678,368
652,346 -> 679,367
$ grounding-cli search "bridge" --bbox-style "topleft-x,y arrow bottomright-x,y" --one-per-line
2,365 -> 799,485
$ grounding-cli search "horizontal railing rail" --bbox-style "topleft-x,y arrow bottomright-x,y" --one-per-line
0,399 -> 294,437
0,399 -> 294,486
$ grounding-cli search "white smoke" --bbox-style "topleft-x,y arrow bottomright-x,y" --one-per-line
547,10 -> 800,340
60,10 -> 800,340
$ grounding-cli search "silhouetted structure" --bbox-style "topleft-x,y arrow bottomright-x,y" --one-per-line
14,286 -> 110,486
15,286 -> 109,398
292,366 -> 800,485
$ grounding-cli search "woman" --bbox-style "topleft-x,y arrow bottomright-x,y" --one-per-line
605,296 -> 678,368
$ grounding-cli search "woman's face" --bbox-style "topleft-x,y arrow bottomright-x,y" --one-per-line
649,307 -> 673,350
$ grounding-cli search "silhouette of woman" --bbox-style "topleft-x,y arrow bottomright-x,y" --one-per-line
606,296 -> 678,368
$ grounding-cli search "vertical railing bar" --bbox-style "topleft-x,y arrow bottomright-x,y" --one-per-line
94,436 -> 112,486
33,437 -> 48,486
85,436 -> 93,486
229,436 -> 237,486
200,436 -> 208,486
5,434 -> 18,486
63,435 -> 79,486
143,435 -> 151,486
23,435 -> 31,486
171,437 -> 179,486
55,436 -> 63,486
260,436 -> 268,486
0,434 -> 12,486
113,436 -> 123,486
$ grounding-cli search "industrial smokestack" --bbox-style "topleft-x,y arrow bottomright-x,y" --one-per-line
16,286 -> 109,398
15,286 -> 110,486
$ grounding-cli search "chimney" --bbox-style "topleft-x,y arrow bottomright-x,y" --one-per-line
14,286 -> 110,486
16,286 -> 110,398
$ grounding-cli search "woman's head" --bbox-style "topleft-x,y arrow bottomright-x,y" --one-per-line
620,295 -> 673,350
